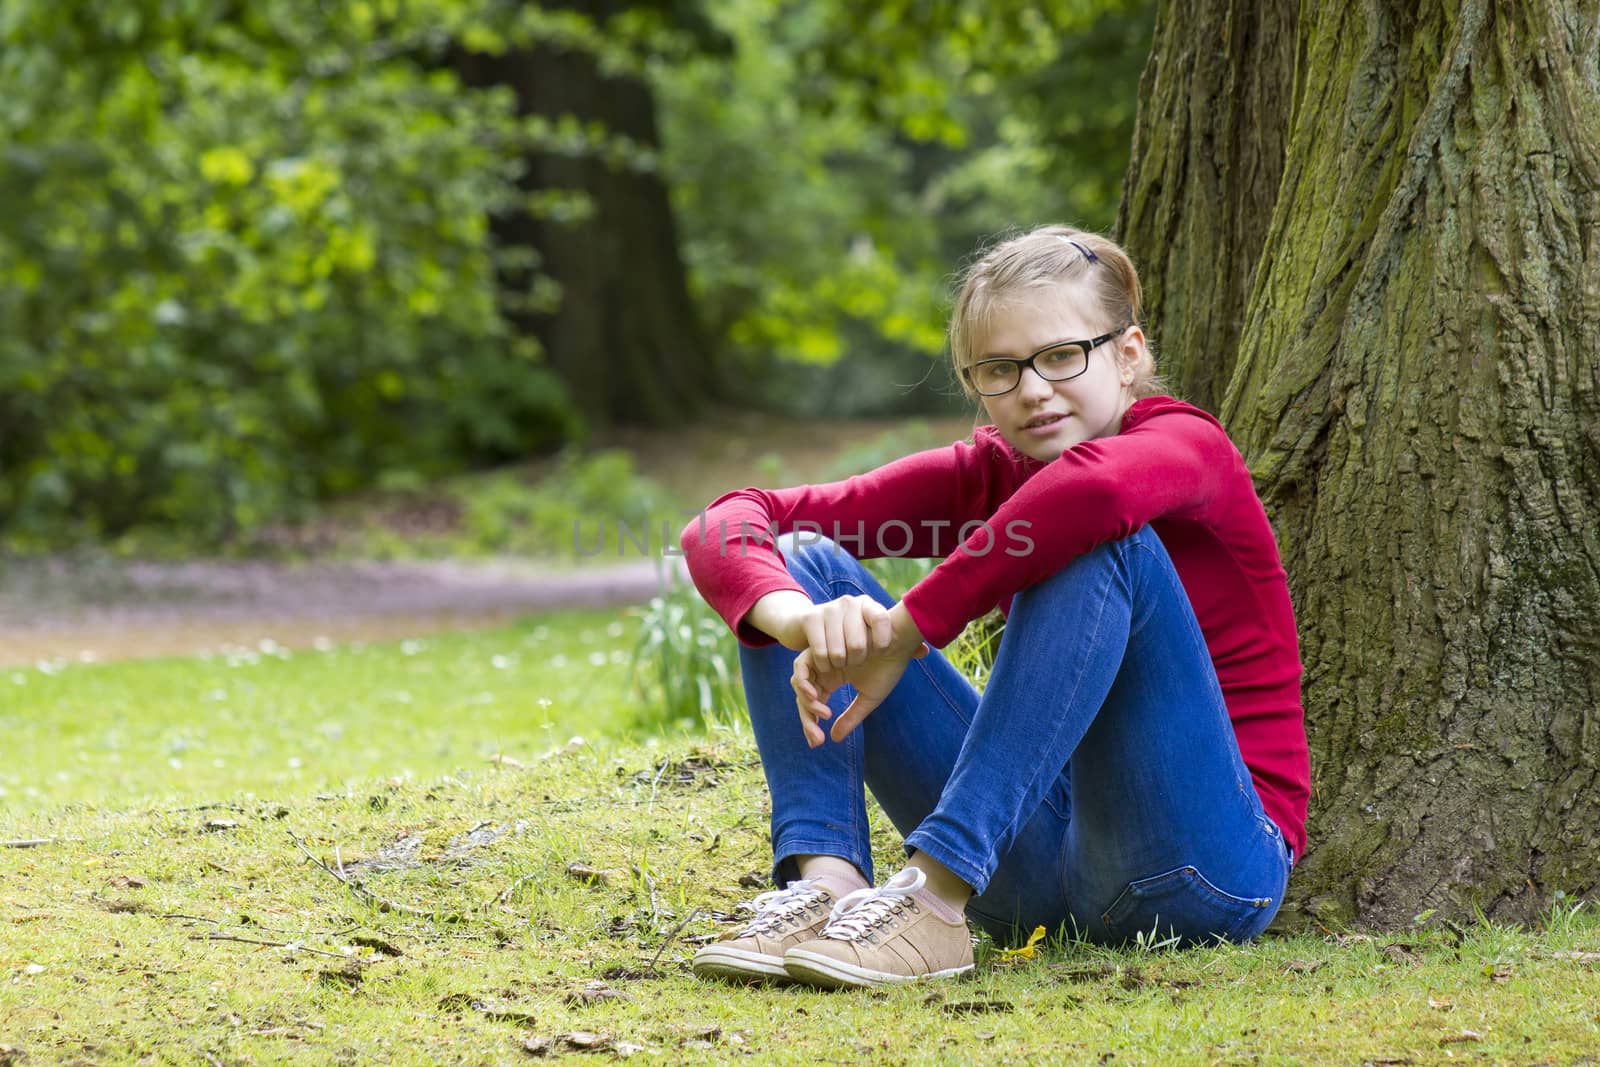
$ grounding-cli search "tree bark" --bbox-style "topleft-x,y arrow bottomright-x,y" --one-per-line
1116,0 -> 1297,414
455,0 -> 711,429
1130,0 -> 1600,926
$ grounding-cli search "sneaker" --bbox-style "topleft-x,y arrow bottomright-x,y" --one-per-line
783,868 -> 974,989
692,879 -> 836,983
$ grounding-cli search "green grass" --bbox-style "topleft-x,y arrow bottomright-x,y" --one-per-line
4,613 -> 1599,1064
1,609 -> 648,815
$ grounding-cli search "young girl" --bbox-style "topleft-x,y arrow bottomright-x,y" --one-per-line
679,224 -> 1308,990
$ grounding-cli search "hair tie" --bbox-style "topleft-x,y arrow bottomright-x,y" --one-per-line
1053,234 -> 1099,263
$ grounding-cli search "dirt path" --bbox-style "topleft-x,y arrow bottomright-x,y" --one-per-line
0,557 -> 673,667
0,413 -> 975,668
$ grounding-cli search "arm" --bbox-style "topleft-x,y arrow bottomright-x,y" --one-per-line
679,439 -> 991,647
900,406 -> 1240,648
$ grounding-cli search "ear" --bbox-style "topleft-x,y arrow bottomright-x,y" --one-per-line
1117,326 -> 1146,385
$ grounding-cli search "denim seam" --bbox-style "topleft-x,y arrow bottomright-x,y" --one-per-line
911,655 -> 978,729
817,576 -> 872,868
1129,539 -> 1212,664
984,554 -> 1123,873
849,720 -> 867,874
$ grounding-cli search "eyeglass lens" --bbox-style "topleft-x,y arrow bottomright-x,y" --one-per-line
972,344 -> 1088,395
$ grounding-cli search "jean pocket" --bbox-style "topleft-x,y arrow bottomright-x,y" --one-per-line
1100,864 -> 1277,945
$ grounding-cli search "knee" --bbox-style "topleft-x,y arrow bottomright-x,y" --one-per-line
776,531 -> 849,577
1031,528 -> 1168,589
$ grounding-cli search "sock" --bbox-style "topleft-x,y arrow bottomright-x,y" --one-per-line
794,855 -> 869,900
911,886 -> 967,923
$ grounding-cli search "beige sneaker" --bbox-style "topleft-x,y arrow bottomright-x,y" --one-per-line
783,868 -> 974,989
692,880 -> 836,983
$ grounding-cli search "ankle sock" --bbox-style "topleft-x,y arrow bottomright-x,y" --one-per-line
910,886 -> 966,923
808,871 -> 869,901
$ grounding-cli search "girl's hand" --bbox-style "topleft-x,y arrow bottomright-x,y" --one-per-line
803,593 -> 898,670
792,605 -> 928,746
749,590 -> 897,668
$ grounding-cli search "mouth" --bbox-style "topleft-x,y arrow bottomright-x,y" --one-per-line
1022,413 -> 1067,431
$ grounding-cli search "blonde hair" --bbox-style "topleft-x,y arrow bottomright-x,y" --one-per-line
949,225 -> 1165,402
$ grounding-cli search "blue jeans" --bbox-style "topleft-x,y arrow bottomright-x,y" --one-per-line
737,528 -> 1291,946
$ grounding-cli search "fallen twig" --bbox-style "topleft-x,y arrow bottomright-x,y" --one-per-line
646,908 -> 701,976
1,838 -> 56,848
287,830 -> 431,918
190,932 -> 349,959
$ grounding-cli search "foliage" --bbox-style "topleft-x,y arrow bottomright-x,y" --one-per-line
457,449 -> 669,558
0,0 -> 1155,543
655,0 -> 1155,410
630,569 -> 745,733
0,1 -> 583,543
816,419 -> 973,482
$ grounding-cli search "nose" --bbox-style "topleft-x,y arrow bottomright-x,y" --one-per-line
1016,363 -> 1054,401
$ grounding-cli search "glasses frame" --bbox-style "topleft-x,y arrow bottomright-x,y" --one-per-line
963,327 -> 1129,397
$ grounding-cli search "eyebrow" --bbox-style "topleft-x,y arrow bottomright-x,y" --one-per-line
976,337 -> 1082,361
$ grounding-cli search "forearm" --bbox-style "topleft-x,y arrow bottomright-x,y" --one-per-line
743,589 -> 816,647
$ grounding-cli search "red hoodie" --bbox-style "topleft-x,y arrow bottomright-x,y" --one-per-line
679,396 -> 1309,858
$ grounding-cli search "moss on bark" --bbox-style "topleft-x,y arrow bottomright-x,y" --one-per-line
1116,0 -> 1298,414
1127,0 -> 1600,926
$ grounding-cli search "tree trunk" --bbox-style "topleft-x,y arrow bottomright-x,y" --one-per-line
455,1 -> 711,429
1130,0 -> 1600,926
1116,0 -> 1297,414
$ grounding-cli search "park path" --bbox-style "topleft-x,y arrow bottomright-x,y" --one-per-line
0,414 -> 975,668
0,556 -> 679,668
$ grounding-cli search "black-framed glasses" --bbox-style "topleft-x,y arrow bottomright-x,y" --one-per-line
963,328 -> 1128,397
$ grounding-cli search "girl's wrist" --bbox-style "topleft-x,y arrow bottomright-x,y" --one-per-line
888,603 -> 928,656
746,589 -> 815,648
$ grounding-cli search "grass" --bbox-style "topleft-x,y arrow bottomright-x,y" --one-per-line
0,609 -> 644,814
5,611 -> 1600,1065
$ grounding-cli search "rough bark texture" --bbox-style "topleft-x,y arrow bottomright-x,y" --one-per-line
455,0 -> 710,428
1128,0 -> 1600,926
1116,0 -> 1297,414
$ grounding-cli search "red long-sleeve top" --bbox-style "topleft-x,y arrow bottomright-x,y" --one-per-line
679,396 -> 1309,858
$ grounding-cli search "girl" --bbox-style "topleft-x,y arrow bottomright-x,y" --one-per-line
679,225 -> 1308,990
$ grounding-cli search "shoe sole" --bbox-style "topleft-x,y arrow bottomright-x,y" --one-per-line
783,948 -> 974,990
691,945 -> 791,984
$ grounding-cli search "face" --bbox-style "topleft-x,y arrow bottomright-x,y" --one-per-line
970,283 -> 1144,461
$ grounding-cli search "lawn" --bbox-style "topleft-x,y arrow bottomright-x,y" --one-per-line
4,609 -> 1599,1065
1,609 -> 644,814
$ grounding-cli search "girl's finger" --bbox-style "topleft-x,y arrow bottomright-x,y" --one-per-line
841,612 -> 869,666
823,610 -> 847,670
830,694 -> 878,742
866,602 -> 892,651
799,709 -> 823,748
801,614 -> 828,668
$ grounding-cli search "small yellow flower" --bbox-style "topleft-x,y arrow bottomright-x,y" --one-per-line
997,925 -> 1047,961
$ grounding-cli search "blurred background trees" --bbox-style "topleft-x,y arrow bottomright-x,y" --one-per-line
0,0 -> 1154,543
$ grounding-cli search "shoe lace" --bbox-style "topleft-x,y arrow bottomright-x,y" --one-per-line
821,867 -> 926,941
738,879 -> 829,936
